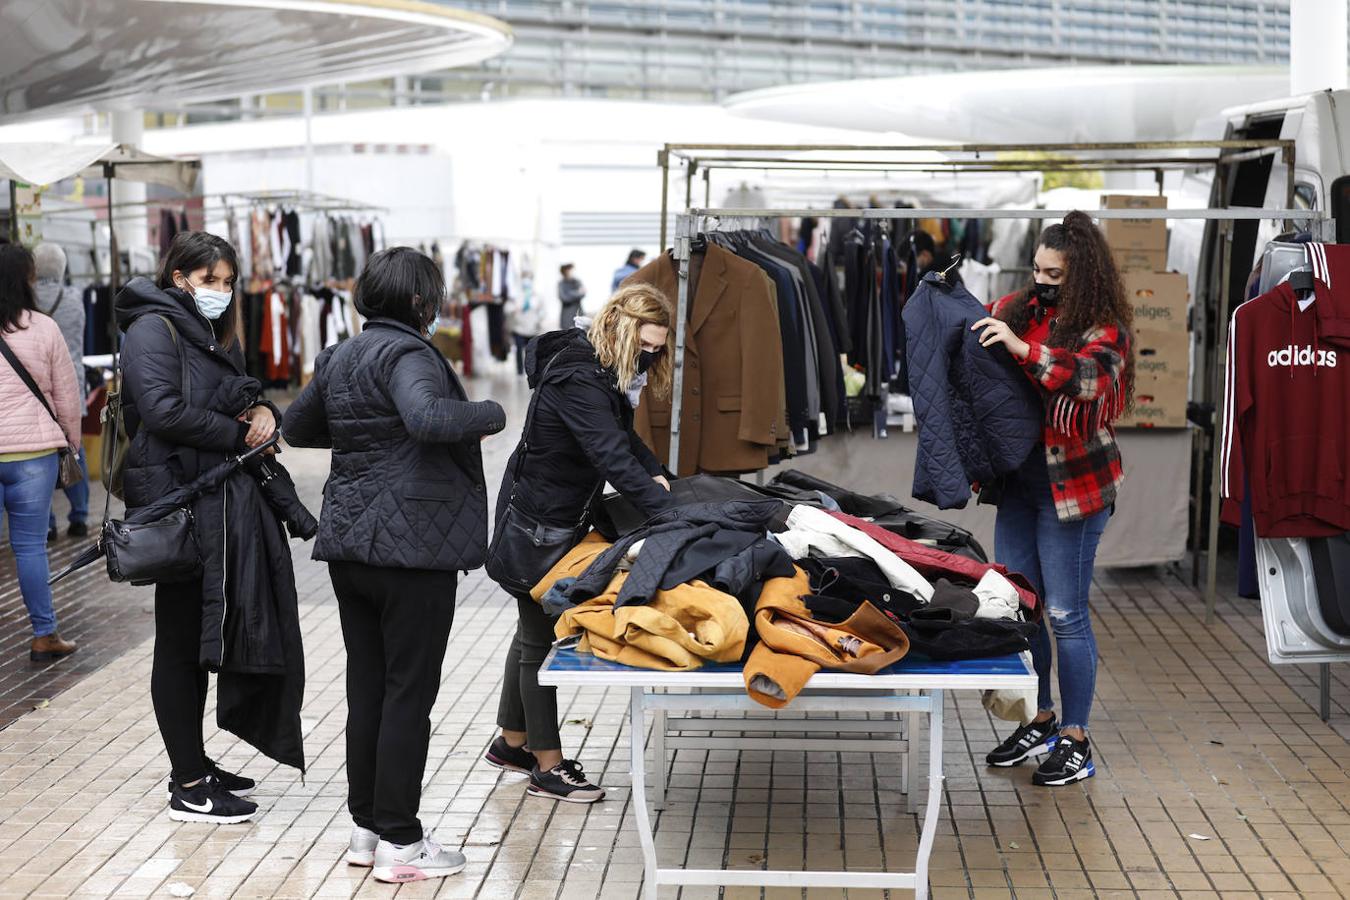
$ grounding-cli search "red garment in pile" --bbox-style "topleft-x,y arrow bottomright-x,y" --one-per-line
829,511 -> 1040,617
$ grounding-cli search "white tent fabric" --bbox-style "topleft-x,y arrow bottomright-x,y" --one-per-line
0,142 -> 198,192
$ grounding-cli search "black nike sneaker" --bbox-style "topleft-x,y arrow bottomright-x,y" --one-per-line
985,717 -> 1059,767
484,736 -> 537,775
167,758 -> 256,798
1032,734 -> 1095,786
168,775 -> 258,824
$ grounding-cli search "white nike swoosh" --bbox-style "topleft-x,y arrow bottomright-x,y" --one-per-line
182,798 -> 213,813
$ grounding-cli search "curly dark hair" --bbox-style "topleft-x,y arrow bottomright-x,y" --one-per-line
998,210 -> 1134,406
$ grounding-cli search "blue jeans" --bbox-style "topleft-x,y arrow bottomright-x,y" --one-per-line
49,447 -> 89,529
994,450 -> 1109,732
0,453 -> 60,637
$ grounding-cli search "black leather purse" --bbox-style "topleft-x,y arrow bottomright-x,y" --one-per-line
103,508 -> 202,586
485,352 -> 601,596
101,317 -> 203,586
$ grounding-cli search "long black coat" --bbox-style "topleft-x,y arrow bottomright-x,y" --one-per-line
116,277 -> 309,771
282,317 -> 506,571
496,329 -> 673,535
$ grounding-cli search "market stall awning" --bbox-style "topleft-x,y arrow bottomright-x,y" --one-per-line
0,143 -> 200,191
0,0 -> 512,123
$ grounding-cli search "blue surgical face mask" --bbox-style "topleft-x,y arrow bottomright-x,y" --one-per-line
427,314 -> 441,338
180,279 -> 233,320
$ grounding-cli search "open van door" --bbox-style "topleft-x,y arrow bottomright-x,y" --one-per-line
1257,537 -> 1350,666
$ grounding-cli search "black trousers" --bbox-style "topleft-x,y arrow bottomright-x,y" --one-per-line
496,593 -> 562,752
151,579 -> 211,784
330,561 -> 456,845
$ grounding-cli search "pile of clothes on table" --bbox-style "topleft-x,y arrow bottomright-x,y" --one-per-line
535,471 -> 1040,708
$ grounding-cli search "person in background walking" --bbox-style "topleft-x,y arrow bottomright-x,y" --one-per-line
283,247 -> 507,884
972,211 -> 1134,787
557,263 -> 585,330
0,243 -> 81,662
32,243 -> 90,541
486,282 -> 676,803
508,265 -> 544,376
610,248 -> 646,293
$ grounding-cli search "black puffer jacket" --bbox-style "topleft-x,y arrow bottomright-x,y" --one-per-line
902,271 -> 1043,510
496,329 -> 674,531
283,318 -> 506,571
117,277 -> 310,772
117,277 -> 254,506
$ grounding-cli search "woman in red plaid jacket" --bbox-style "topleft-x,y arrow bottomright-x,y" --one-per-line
970,210 -> 1134,787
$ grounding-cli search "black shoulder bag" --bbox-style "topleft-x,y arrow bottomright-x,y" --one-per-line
0,333 -> 84,488
102,316 -> 201,585
485,353 -> 602,596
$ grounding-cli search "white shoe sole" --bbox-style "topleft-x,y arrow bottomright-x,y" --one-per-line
484,755 -> 533,776
1033,762 -> 1096,787
526,785 -> 605,804
372,862 -> 466,883
168,809 -> 254,825
346,850 -> 375,867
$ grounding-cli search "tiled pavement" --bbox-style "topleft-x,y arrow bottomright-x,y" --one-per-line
1,367 -> 1348,899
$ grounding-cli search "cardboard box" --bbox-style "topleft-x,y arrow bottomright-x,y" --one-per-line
1111,246 -> 1168,273
1119,371 -> 1187,428
1132,327 -> 1190,381
1124,271 -> 1188,329
1101,194 -> 1168,252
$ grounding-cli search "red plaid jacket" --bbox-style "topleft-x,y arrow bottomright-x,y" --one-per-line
991,294 -> 1131,522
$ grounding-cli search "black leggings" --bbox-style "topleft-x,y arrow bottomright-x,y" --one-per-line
151,580 -> 210,784
496,593 -> 562,752
331,561 -> 456,844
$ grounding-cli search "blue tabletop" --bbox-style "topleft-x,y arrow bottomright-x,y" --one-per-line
544,644 -> 1030,678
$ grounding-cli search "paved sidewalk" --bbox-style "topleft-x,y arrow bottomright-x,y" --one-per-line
1,369 -> 1348,899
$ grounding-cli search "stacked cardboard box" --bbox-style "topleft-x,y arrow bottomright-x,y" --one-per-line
1118,271 -> 1190,428
1100,196 -> 1189,427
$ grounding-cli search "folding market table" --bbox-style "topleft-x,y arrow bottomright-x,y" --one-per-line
540,646 -> 1036,899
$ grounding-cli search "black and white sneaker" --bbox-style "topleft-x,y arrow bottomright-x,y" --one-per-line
986,717 -> 1059,767
527,760 -> 606,804
484,736 -> 537,775
168,775 -> 258,824
1032,734 -> 1095,786
167,758 -> 256,798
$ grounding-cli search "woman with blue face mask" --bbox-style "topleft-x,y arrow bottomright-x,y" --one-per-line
115,232 -> 285,826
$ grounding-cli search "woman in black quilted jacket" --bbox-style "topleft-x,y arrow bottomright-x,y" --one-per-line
283,247 -> 506,884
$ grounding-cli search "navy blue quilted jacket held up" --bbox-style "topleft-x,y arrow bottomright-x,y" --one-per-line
902,271 -> 1042,509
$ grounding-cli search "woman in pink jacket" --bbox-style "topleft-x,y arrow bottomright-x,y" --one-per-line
0,244 -> 81,662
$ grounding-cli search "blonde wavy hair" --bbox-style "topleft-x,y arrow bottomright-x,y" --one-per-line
588,282 -> 675,399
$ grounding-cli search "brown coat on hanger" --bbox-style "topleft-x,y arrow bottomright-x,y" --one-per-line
628,243 -> 784,476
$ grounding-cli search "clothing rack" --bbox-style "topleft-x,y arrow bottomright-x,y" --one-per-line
668,201 -> 1327,627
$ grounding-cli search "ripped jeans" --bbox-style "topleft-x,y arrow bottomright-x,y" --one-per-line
994,450 -> 1110,732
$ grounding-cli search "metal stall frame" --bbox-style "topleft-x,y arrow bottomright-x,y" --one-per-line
664,201 -> 1323,619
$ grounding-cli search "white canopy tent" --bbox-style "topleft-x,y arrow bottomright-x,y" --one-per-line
2,142 -> 200,288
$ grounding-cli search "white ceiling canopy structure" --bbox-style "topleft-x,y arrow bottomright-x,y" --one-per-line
724,65 -> 1295,143
0,0 -> 512,123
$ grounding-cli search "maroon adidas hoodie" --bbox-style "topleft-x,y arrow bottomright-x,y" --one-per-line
1220,256 -> 1350,537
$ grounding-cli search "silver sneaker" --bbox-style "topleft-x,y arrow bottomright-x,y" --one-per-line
346,824 -> 378,867
372,833 -> 466,883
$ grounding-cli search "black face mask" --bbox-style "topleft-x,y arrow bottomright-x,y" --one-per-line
1030,281 -> 1061,305
637,349 -> 659,374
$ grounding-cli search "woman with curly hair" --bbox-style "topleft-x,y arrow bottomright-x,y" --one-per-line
485,282 -> 676,803
970,210 -> 1134,786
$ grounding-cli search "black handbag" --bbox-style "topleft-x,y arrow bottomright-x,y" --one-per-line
103,508 -> 202,586
485,352 -> 601,595
0,333 -> 84,488
100,317 -> 203,585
